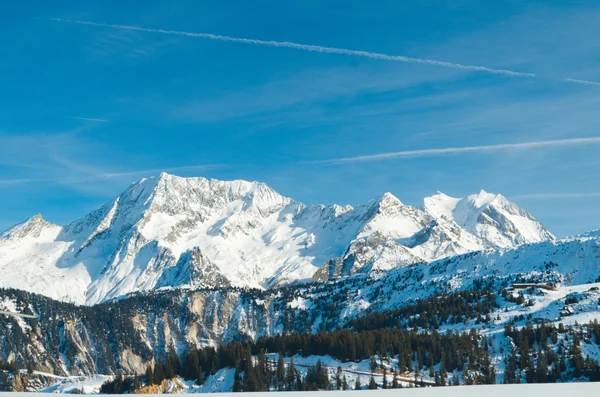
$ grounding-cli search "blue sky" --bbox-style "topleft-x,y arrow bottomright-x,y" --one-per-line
1,0 -> 600,237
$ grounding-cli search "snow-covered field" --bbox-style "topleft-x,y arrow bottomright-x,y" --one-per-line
5,382 -> 600,396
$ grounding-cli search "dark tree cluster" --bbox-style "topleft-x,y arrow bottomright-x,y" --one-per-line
0,361 -> 19,373
503,320 -> 600,383
171,326 -> 495,392
100,323 -> 499,393
99,373 -> 142,394
346,289 -> 500,331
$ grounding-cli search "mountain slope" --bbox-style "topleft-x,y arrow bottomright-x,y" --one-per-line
0,174 -> 553,304
1,233 -> 599,377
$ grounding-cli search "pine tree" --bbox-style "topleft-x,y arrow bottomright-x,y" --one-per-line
165,358 -> 176,379
370,357 -> 378,373
286,359 -> 296,390
504,350 -> 517,384
488,366 -> 496,384
146,365 -> 154,385
392,370 -> 399,388
197,365 -> 205,386
369,375 -> 378,389
113,373 -> 123,394
154,363 -> 165,385
355,377 -> 362,390
382,368 -> 388,389
315,360 -> 329,390
233,369 -> 242,392
342,374 -> 348,390
170,353 -> 182,376
295,371 -> 303,391
336,366 -> 343,390
182,350 -> 200,381
277,353 -> 286,389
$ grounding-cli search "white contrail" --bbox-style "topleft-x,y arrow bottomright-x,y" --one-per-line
50,18 -> 538,78
512,192 -> 600,200
563,78 -> 600,87
0,178 -> 37,185
69,116 -> 108,122
313,137 -> 600,165
79,164 -> 223,180
0,165 -> 221,186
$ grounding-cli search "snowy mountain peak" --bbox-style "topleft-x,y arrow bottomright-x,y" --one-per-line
0,213 -> 60,241
471,189 -> 498,206
0,175 -> 557,304
422,192 -> 460,219
143,173 -> 291,213
331,204 -> 354,216
423,190 -> 555,249
361,192 -> 405,220
378,192 -> 403,206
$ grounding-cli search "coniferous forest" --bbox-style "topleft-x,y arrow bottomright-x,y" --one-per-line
96,300 -> 600,393
3,285 -> 600,392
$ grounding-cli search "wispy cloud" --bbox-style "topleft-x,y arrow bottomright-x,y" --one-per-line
171,66 -> 453,123
82,164 -> 223,180
0,164 -> 222,187
312,137 -> 600,165
50,18 -> 600,86
512,192 -> 600,200
69,116 -> 108,122
0,178 -> 38,186
562,78 -> 600,87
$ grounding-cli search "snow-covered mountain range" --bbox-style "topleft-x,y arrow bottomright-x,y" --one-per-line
0,173 -> 554,305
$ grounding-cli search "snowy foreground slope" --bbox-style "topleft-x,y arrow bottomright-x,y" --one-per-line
0,173 -> 553,304
4,382 -> 600,396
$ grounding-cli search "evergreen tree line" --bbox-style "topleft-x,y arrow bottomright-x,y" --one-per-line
99,325 -> 496,393
251,327 -> 491,376
503,320 -> 600,383
99,373 -> 142,394
346,289 -> 500,331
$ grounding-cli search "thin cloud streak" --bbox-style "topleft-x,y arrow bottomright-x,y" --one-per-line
312,137 -> 600,165
0,178 -> 38,186
90,164 -> 224,180
512,192 -> 600,200
563,78 -> 600,87
50,18 -> 540,78
69,116 -> 108,122
0,164 -> 222,187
